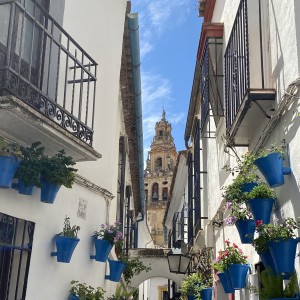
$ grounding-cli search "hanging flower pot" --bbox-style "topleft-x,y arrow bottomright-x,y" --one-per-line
235,219 -> 255,244
90,238 -> 113,262
217,272 -> 234,294
200,287 -> 213,300
224,269 -> 235,291
254,152 -> 291,187
51,235 -> 80,263
241,182 -> 258,193
268,238 -> 299,275
259,250 -> 277,275
0,156 -> 19,188
229,264 -> 249,289
248,198 -> 274,224
40,178 -> 61,203
18,180 -> 35,195
68,295 -> 79,300
105,259 -> 126,282
187,296 -> 196,300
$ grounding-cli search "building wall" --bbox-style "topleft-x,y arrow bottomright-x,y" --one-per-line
0,0 -> 140,299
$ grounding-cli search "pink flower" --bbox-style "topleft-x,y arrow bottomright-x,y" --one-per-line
256,220 -> 263,227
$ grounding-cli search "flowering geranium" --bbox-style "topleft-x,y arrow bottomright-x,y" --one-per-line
213,240 -> 248,271
252,217 -> 300,253
93,221 -> 123,245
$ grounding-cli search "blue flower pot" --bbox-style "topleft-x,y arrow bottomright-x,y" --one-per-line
18,180 -> 35,195
217,272 -> 234,294
187,296 -> 196,300
254,152 -> 291,187
241,182 -> 258,193
90,238 -> 113,262
259,250 -> 277,275
69,295 -> 80,300
268,238 -> 299,275
229,264 -> 249,289
0,156 -> 19,188
248,198 -> 274,224
200,288 -> 213,300
51,235 -> 79,263
105,259 -> 126,282
224,269 -> 235,292
40,178 -> 61,203
235,219 -> 255,244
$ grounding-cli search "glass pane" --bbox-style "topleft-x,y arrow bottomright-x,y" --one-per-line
0,4 -> 10,47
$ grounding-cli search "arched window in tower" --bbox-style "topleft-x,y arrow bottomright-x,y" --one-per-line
152,183 -> 159,201
163,187 -> 168,201
145,189 -> 148,201
155,157 -> 162,171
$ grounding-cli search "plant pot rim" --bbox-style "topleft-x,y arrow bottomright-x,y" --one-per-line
55,235 -> 80,241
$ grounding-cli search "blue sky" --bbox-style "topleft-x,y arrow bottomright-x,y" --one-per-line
131,0 -> 203,159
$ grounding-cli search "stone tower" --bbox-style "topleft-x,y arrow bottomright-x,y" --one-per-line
144,111 -> 178,247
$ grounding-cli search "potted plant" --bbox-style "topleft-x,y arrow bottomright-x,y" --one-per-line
199,276 -> 214,300
0,136 -> 20,188
107,284 -> 137,300
40,150 -> 77,203
51,217 -> 80,263
218,240 -> 249,290
213,255 -> 234,294
256,217 -> 300,276
225,202 -> 255,244
69,280 -> 105,300
180,272 -> 202,300
90,221 -> 123,262
117,250 -> 151,284
105,259 -> 127,282
260,270 -> 298,299
14,141 -> 45,195
253,144 -> 291,187
246,183 -> 276,224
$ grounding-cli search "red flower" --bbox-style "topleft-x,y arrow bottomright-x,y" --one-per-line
224,240 -> 230,244
233,243 -> 238,248
244,256 -> 248,259
225,252 -> 229,256
256,220 -> 263,227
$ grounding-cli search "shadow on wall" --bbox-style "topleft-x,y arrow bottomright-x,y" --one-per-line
295,0 -> 300,74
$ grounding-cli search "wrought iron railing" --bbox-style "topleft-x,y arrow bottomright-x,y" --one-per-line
187,152 -> 194,247
224,0 -> 249,131
0,213 -> 35,300
0,0 -> 97,145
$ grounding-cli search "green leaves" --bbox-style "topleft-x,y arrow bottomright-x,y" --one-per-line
70,280 -> 105,300
60,216 -> 80,238
247,183 -> 276,200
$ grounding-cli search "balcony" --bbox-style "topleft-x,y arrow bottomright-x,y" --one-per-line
224,0 -> 276,145
0,0 -> 101,161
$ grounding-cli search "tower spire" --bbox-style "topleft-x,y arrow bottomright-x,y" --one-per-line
162,109 -> 166,120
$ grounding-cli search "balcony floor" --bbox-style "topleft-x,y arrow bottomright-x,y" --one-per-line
229,89 -> 276,145
0,95 -> 101,162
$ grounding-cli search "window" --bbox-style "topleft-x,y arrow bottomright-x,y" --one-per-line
155,157 -> 162,171
152,183 -> 159,201
145,189 -> 148,201
162,187 -> 168,201
0,213 -> 35,300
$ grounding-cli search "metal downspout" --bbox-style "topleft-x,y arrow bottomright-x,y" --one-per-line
128,13 -> 146,246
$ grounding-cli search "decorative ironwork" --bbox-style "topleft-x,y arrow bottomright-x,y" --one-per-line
0,212 -> 35,300
0,0 -> 97,146
190,247 -> 214,279
224,0 -> 249,131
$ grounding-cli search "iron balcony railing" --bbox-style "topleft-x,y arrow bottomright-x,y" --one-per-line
224,0 -> 249,131
0,0 -> 97,146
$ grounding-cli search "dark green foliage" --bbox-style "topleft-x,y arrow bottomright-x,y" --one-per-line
59,216 -> 80,238
260,269 -> 298,299
70,280 -> 105,300
41,150 -> 77,187
0,136 -> 21,157
247,183 -> 276,200
15,141 -> 45,187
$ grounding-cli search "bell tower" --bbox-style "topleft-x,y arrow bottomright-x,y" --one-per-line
144,111 -> 178,247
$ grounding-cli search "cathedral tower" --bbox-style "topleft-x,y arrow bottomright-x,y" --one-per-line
144,111 -> 178,247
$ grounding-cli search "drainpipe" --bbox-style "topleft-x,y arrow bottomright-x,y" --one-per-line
128,13 -> 146,247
